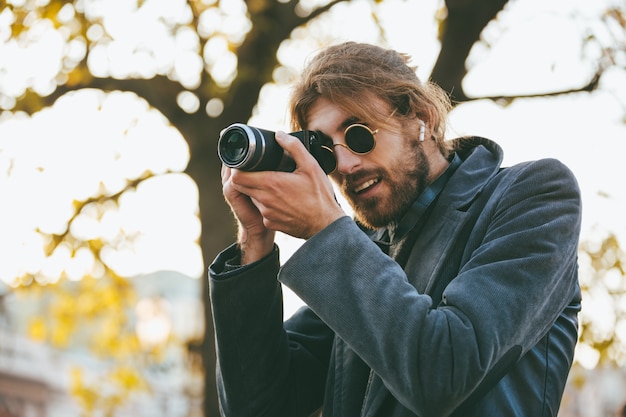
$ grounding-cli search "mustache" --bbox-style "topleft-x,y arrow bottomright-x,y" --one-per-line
341,169 -> 382,187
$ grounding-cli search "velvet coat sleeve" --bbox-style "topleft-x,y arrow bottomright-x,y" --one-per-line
209,245 -> 334,417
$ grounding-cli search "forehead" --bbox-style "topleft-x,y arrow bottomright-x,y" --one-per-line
306,96 -> 390,132
306,98 -> 347,131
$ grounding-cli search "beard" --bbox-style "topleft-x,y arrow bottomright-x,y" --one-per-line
339,141 -> 430,230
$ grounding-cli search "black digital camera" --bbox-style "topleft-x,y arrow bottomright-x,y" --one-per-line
218,123 -> 336,174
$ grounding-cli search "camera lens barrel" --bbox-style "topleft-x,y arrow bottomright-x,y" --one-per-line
218,123 -> 336,174
218,123 -> 292,172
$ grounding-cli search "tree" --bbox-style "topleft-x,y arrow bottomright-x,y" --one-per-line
578,232 -> 626,367
1,0 -> 624,415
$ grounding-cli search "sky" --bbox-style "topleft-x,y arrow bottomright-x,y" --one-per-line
1,0 -> 625,366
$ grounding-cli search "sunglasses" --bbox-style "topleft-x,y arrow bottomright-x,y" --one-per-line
332,123 -> 378,155
312,124 -> 378,174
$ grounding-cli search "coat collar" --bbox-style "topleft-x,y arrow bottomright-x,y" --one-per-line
441,136 -> 504,210
364,136 -> 503,245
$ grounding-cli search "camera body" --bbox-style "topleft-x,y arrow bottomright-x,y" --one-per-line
218,123 -> 336,174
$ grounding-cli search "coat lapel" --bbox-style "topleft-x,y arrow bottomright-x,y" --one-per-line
360,371 -> 390,417
408,140 -> 503,296
404,208 -> 470,295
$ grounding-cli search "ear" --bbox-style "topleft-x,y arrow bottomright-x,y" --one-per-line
418,107 -> 437,141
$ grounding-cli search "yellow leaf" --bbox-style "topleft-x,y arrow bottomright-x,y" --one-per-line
51,318 -> 73,347
70,367 -> 99,413
28,317 -> 47,342
110,366 -> 147,392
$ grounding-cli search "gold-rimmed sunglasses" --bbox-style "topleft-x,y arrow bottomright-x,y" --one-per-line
331,123 -> 379,155
326,108 -> 411,158
326,115 -> 425,160
317,110 -> 404,173
311,124 -> 379,174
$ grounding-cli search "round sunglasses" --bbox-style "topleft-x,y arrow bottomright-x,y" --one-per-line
314,117 -> 425,174
332,123 -> 378,155
314,124 -> 378,174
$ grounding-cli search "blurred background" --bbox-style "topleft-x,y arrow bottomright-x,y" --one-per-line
0,0 -> 625,416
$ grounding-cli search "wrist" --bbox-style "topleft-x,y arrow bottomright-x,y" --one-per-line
238,229 -> 275,265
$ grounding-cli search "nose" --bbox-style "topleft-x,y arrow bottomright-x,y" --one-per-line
333,143 -> 362,175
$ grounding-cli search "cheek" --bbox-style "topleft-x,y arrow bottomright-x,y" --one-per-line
329,171 -> 342,184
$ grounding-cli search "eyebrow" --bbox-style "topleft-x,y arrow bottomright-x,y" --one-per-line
311,115 -> 363,138
339,116 -> 360,131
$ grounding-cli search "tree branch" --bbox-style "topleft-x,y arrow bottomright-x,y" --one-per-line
467,68 -> 602,105
431,0 -> 509,102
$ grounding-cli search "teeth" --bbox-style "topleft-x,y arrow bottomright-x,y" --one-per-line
354,179 -> 378,193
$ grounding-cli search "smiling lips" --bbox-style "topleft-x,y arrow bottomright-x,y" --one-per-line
353,177 -> 380,194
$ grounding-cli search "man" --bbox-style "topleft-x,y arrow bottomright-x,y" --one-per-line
210,42 -> 582,416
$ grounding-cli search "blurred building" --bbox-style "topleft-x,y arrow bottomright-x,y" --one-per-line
0,328 -> 79,417
0,271 -> 203,417
560,364 -> 626,417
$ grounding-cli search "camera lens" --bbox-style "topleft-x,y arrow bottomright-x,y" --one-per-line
218,124 -> 332,172
219,130 -> 248,165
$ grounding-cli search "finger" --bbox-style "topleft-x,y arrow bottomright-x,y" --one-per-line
229,169 -> 273,194
275,131 -> 317,171
221,164 -> 232,184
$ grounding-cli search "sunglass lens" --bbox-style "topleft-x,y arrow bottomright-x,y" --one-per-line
317,146 -> 337,174
345,125 -> 375,154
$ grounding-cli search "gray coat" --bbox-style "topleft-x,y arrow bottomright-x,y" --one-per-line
209,137 -> 582,417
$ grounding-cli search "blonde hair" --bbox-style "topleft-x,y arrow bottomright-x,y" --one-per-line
289,42 -> 453,156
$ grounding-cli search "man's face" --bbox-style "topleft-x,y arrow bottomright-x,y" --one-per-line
306,97 -> 430,229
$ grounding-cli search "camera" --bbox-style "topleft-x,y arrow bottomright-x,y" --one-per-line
218,123 -> 336,174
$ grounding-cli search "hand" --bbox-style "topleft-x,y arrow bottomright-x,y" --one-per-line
222,164 -> 275,264
228,131 -> 346,241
